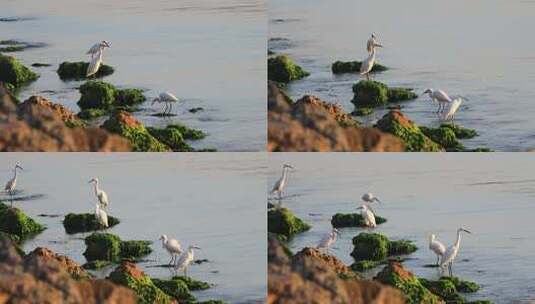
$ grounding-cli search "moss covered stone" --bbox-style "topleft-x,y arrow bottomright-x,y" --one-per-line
351,232 -> 417,263
268,207 -> 310,238
376,111 -> 442,152
351,80 -> 417,108
420,276 -> 481,303
376,262 -> 442,304
146,124 -> 206,152
83,232 -> 152,262
331,60 -> 388,74
331,213 -> 386,228
82,259 -> 113,270
114,88 -> 146,107
77,80 -> 145,113
389,240 -> 418,256
153,276 -> 211,302
57,61 -> 114,80
0,204 -> 45,241
420,125 -> 463,151
0,54 -> 39,88
109,262 -> 174,304
268,55 -> 309,83
351,259 -> 383,272
63,213 -> 120,234
351,107 -> 373,116
78,108 -> 107,120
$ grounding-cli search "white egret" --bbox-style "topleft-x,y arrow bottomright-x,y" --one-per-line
95,203 -> 108,228
159,234 -> 183,265
152,92 -> 180,115
88,178 -> 109,208
366,33 -> 383,53
86,49 -> 103,78
442,98 -> 463,122
362,192 -> 382,204
175,245 -> 201,276
86,40 -> 110,58
357,205 -> 376,228
440,227 -> 472,276
360,44 -> 382,81
270,164 -> 294,200
429,234 -> 446,266
317,228 -> 340,254
4,163 -> 23,207
423,89 -> 453,113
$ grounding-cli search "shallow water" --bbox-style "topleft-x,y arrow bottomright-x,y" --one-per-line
269,0 -> 535,151
0,153 -> 266,303
1,0 -> 266,151
269,153 -> 535,303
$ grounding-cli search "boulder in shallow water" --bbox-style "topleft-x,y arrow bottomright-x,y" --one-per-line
83,232 -> 152,262
351,80 -> 417,108
351,232 -> 417,263
268,55 -> 309,83
0,54 -> 39,88
57,61 -> 114,80
268,207 -> 311,238
331,60 -> 388,74
0,204 -> 46,240
331,213 -> 387,228
147,124 -> 206,152
63,212 -> 120,234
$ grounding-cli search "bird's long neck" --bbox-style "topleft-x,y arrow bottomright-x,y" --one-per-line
93,181 -> 99,195
281,168 -> 288,182
12,168 -> 18,180
455,230 -> 462,248
369,47 -> 376,61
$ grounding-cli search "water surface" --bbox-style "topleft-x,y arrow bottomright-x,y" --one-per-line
269,153 -> 535,303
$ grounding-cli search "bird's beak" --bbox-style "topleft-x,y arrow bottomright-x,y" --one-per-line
375,198 -> 382,204
374,43 -> 383,48
463,229 -> 472,234
193,246 -> 201,250
356,206 -> 363,210
16,165 -> 23,170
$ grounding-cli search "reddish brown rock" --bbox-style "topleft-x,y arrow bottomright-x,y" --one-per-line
268,82 -> 405,152
268,236 -> 405,304
18,95 -> 81,126
292,247 -> 355,277
24,247 -> 90,280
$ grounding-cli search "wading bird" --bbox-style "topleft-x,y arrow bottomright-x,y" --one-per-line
366,33 -> 383,53
86,40 -> 110,59
175,245 -> 201,276
95,203 -> 108,228
4,163 -> 23,207
362,192 -> 382,204
86,49 -> 103,77
357,205 -> 376,228
317,228 -> 340,254
360,44 -> 382,80
88,178 -> 109,209
271,164 -> 294,200
423,89 -> 452,113
152,92 -> 179,115
440,227 -> 472,276
442,98 -> 463,122
429,234 -> 446,266
159,234 -> 183,265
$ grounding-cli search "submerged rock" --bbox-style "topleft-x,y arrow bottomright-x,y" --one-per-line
31,63 -> 52,67
268,207 -> 311,238
420,125 -> 465,151
351,107 -> 373,116
0,203 -> 46,241
83,232 -> 152,262
375,262 -> 443,304
350,233 -> 417,271
331,213 -> 387,228
0,54 -> 39,88
102,111 -> 170,152
153,276 -> 211,302
77,81 -> 146,115
147,124 -> 206,152
351,80 -> 417,108
57,61 -> 114,80
331,60 -> 388,74
63,212 -> 120,234
376,110 -> 443,152
268,55 -> 309,83
82,259 -> 113,270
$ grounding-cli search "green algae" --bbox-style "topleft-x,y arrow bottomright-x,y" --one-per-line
268,55 -> 309,83
82,259 -> 113,270
0,46 -> 25,52
83,232 -> 152,262
351,80 -> 417,108
57,61 -> 114,80
120,240 -> 153,260
0,54 -> 39,88
420,125 -> 464,151
331,213 -> 387,228
78,81 -> 116,110
153,277 -> 195,302
146,124 -> 206,152
331,60 -> 388,74
0,203 -> 45,241
268,207 -> 311,238
114,88 -> 146,107
63,213 -> 120,234
389,240 -> 418,256
351,259 -> 383,272
77,108 -> 107,120
420,276 -> 482,303
351,233 -> 417,266
351,107 -> 373,116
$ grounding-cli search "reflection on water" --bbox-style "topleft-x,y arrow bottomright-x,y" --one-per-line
0,153 -> 266,303
269,153 -> 535,303
270,0 -> 535,151
0,0 -> 266,151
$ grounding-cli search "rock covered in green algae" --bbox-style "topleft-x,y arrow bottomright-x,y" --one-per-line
0,54 -> 39,88
389,240 -> 418,256
351,107 -> 374,116
0,204 -> 45,241
146,124 -> 206,152
83,232 -> 152,262
108,262 -> 175,304
376,110 -> 442,152
420,276 -> 482,303
153,276 -> 212,303
82,259 -> 113,270
376,262 -> 443,304
63,212 -> 120,234
420,125 -> 464,151
77,108 -> 107,120
57,61 -> 114,80
351,80 -> 417,108
331,60 -> 388,74
351,259 -> 383,272
350,232 -> 417,269
114,88 -> 146,107
268,207 -> 311,238
331,213 -> 387,228
77,80 -> 146,114
102,110 -> 169,152
268,55 -> 309,83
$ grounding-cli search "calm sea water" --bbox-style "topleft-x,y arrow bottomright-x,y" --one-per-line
269,153 -> 535,303
0,0 -> 266,151
269,0 -> 535,151
0,153 -> 266,303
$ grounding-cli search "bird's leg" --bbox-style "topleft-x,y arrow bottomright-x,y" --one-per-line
168,254 -> 174,266
366,73 -> 370,81
184,267 -> 188,277
436,256 -> 439,266
9,190 -> 13,208
169,103 -> 173,115
448,263 -> 452,276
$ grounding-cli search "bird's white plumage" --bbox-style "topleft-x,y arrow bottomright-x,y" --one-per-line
271,164 -> 293,197
362,192 -> 381,203
175,245 -> 199,275
4,164 -> 22,202
429,234 -> 446,256
159,92 -> 179,102
360,47 -> 376,76
442,98 -> 462,121
161,235 -> 182,255
366,34 -> 382,53
440,228 -> 471,275
90,178 -> 109,208
360,205 -> 376,227
317,229 -> 337,249
95,204 -> 108,227
86,50 -> 103,77
86,41 -> 110,56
